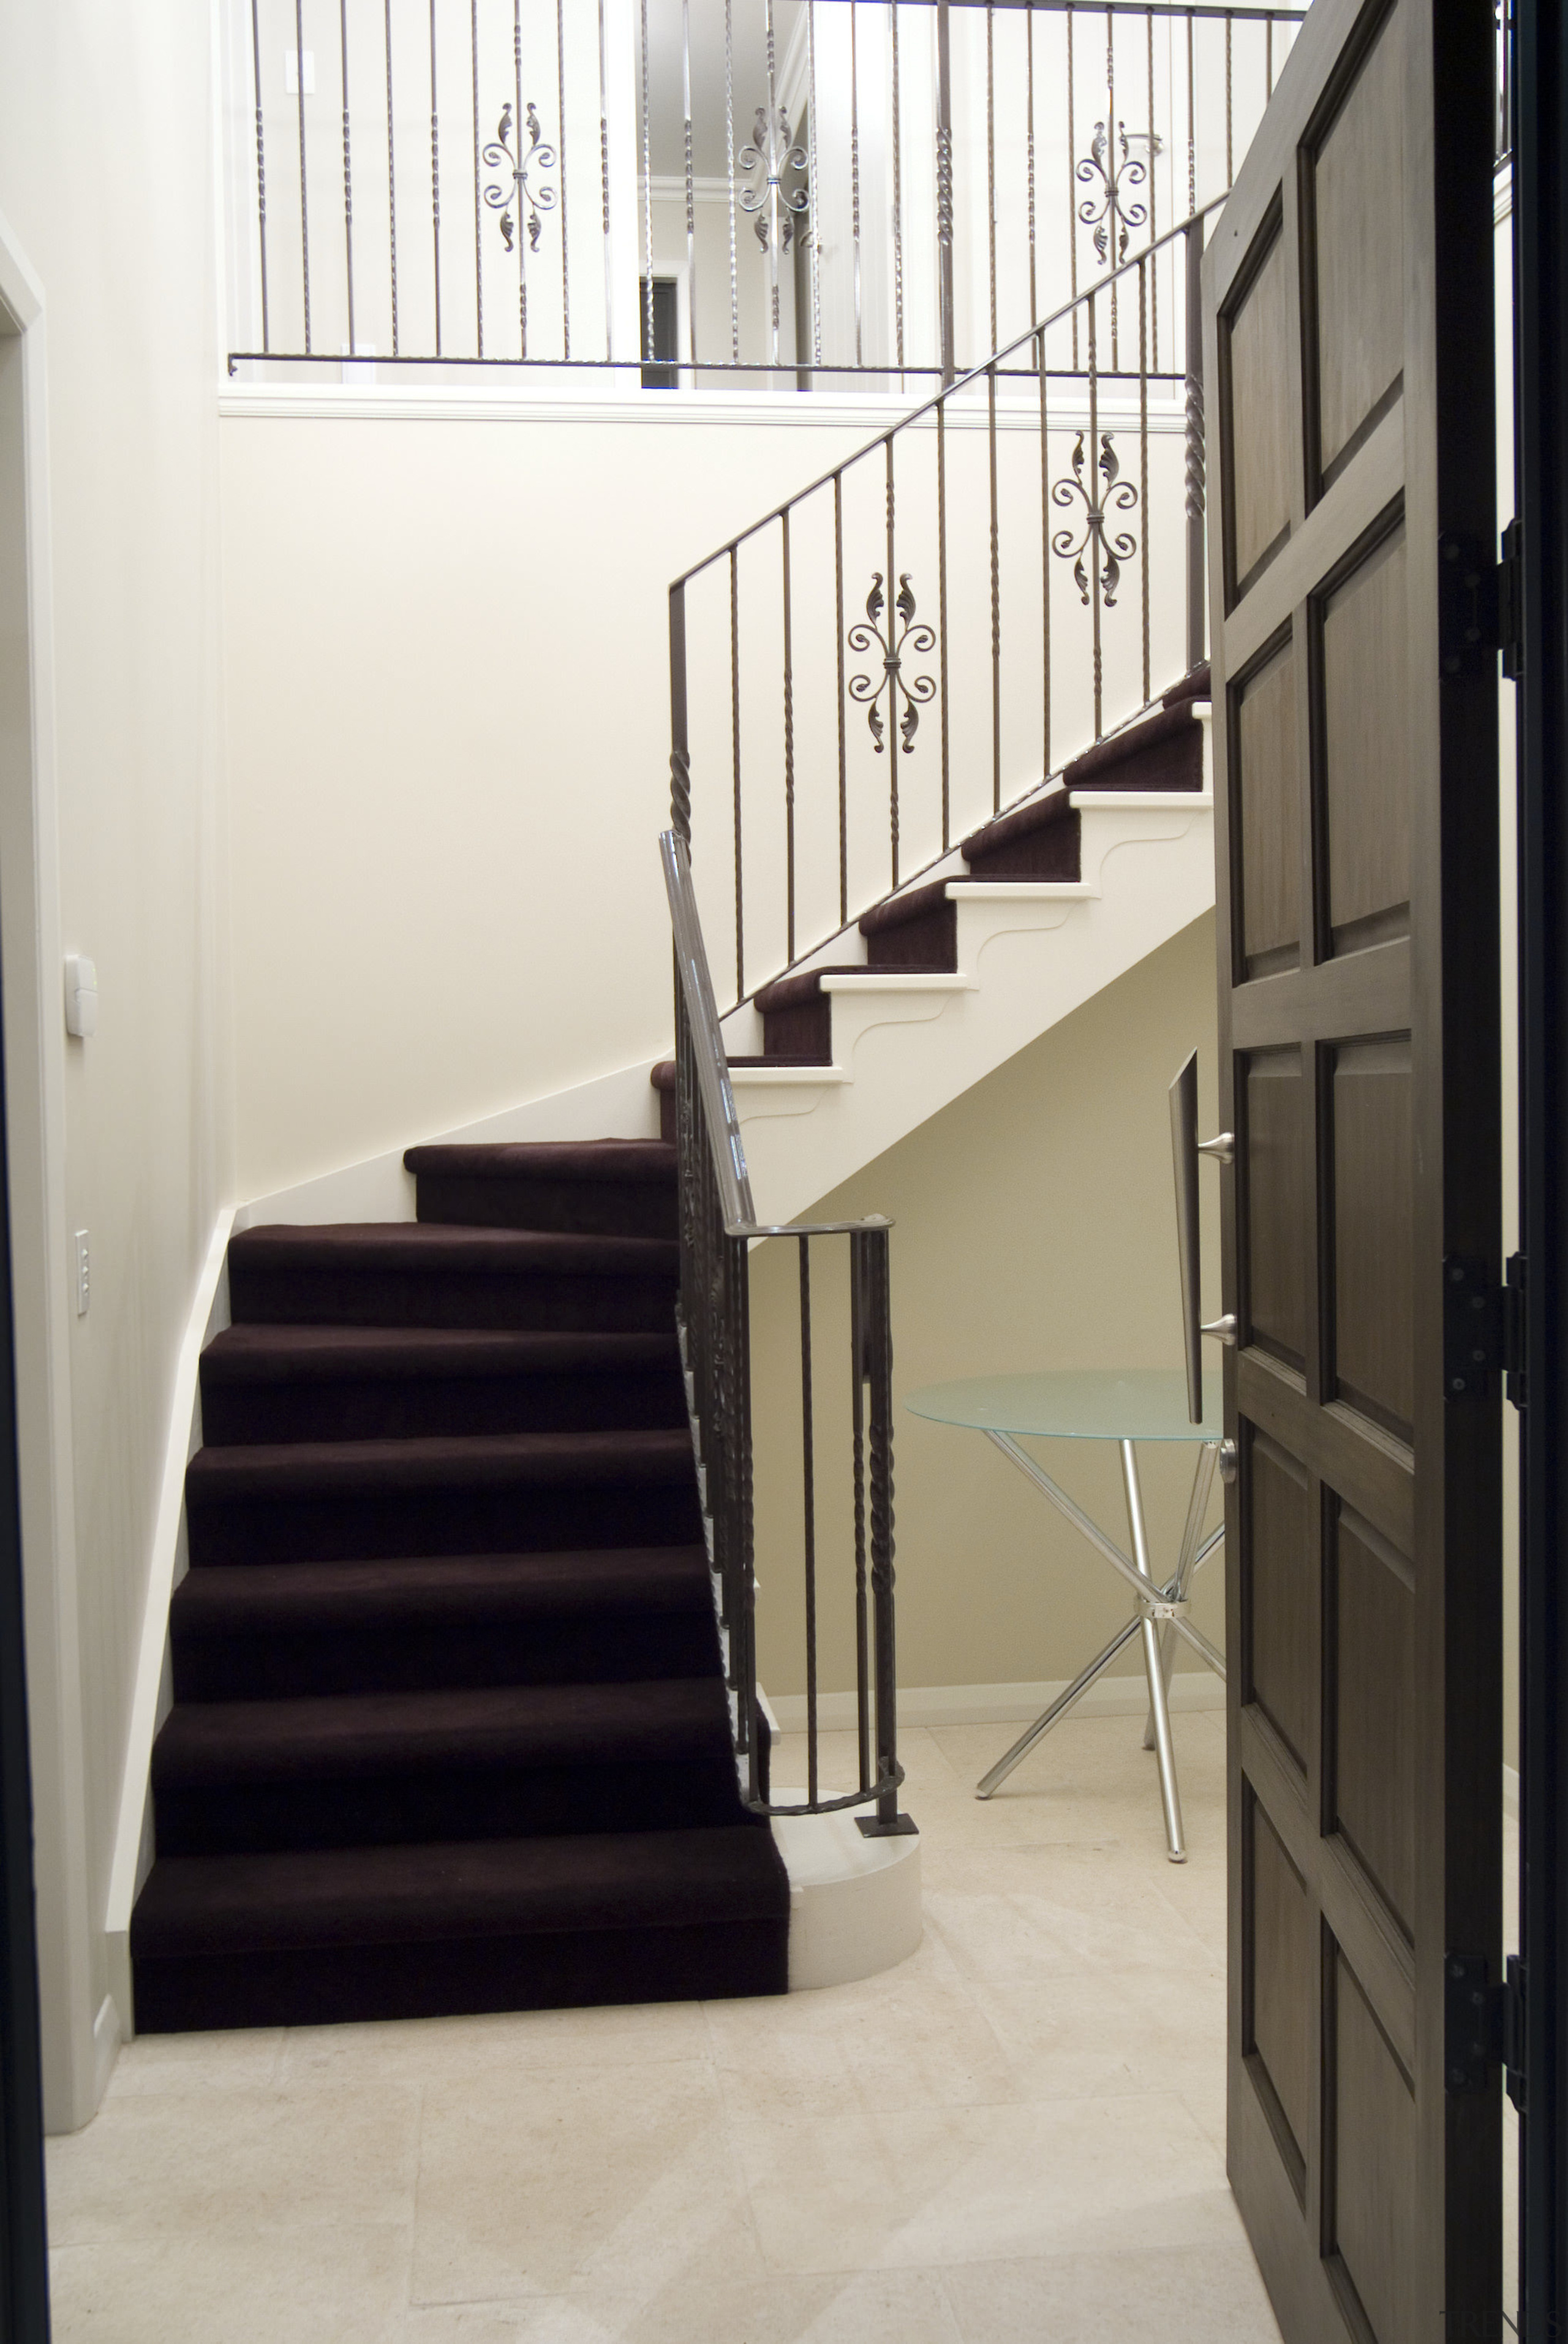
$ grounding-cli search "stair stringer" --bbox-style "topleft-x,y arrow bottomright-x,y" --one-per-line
725,788 -> 1216,1227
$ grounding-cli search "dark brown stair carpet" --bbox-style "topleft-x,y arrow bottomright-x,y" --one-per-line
151,1680 -> 744,1854
170,1547 -> 717,1699
132,1141 -> 788,2032
960,788 -> 1081,880
404,1140 -> 677,1240
1062,696 -> 1204,793
130,1831 -> 789,2030
228,1223 -> 678,1332
200,1325 -> 685,1443
184,1429 -> 704,1565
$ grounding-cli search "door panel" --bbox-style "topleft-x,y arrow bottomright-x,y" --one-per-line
1328,1951 -> 1418,2344
1245,1049 -> 1308,1365
1320,526 -> 1412,951
1237,636 -> 1302,975
1246,1431 -> 1314,1774
1310,12 -> 1406,485
1207,0 -> 1500,2333
1330,1038 -> 1414,1437
1229,226 -> 1295,594
1330,1502 -> 1417,1935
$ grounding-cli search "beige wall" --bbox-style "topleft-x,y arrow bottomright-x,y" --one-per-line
0,2 -> 232,2124
749,913 -> 1223,1703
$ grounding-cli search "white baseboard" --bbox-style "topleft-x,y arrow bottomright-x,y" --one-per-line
104,1209 -> 235,1979
766,1671 -> 1226,1734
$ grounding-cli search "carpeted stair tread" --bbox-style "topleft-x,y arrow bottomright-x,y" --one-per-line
131,1826 -> 789,1959
186,1428 -> 696,1505
753,961 -> 956,1015
857,879 -> 953,938
151,1677 -> 733,1786
960,786 -> 1078,869
171,1548 -> 712,1635
230,1224 -> 676,1276
203,1325 -> 680,1383
404,1140 -> 675,1185
1062,697 -> 1204,792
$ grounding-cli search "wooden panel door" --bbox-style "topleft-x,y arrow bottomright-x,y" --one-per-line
1205,2 -> 1501,2335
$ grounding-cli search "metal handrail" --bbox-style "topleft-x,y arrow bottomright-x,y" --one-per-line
661,828 -> 911,1834
671,194 -> 1230,590
659,831 -> 894,1244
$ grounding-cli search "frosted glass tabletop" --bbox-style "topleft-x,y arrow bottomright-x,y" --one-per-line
905,1369 -> 1223,1443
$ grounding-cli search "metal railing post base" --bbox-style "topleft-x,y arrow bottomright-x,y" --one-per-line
856,1810 -> 919,1839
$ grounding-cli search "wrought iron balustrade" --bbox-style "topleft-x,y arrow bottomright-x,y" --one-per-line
224,0 -> 1303,383
668,199 -> 1219,1009
660,828 -> 911,1830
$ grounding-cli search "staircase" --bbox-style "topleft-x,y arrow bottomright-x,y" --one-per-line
657,679 -> 1213,1220
129,1143 -> 789,2033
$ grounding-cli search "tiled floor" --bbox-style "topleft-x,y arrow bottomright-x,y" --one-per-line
47,1711 -> 1284,2342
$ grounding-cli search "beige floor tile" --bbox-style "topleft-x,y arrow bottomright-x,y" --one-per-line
48,2222 -> 411,2343
921,1840 -> 1215,1986
971,1962 -> 1228,2144
277,1999 -> 709,2090
407,2268 -> 962,2343
733,2092 -> 1237,2272
410,2060 -> 754,2306
706,1937 -> 1017,2117
45,2083 -> 420,2247
942,2239 -> 1283,2341
104,2025 -> 285,2098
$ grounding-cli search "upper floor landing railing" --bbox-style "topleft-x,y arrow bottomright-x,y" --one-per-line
224,0 -> 1303,385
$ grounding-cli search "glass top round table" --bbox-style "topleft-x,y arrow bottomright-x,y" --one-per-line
903,1367 -> 1223,1443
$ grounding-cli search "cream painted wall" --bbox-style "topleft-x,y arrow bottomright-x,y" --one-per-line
218,391 -> 1191,1203
0,4 -> 232,2123
748,913 -> 1223,1705
219,405 -> 881,1200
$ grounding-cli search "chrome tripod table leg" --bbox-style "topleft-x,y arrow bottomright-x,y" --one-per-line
975,1614 -> 1145,1799
1143,1440 -> 1219,1752
1121,1439 -> 1186,1862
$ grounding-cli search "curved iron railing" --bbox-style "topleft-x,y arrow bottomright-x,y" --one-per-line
660,829 -> 914,1834
669,196 -> 1225,1011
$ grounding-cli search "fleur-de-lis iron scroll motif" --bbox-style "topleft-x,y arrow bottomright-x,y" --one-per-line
1051,434 -> 1140,608
737,105 -> 809,252
1075,121 -> 1155,267
482,101 -> 556,254
848,573 -> 937,754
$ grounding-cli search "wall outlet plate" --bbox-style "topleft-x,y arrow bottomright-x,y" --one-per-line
74,1230 -> 89,1318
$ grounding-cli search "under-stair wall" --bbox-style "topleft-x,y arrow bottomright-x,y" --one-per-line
747,914 -> 1226,1730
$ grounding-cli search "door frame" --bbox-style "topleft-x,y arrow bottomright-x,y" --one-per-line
1510,6 -> 1568,2334
0,202 -> 106,2157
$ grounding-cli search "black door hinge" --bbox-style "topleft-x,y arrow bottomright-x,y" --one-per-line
1438,521 -> 1523,679
1442,1254 -> 1526,1407
1444,1951 -> 1526,2108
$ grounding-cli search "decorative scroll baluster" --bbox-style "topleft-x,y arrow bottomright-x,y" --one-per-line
483,96 -> 557,363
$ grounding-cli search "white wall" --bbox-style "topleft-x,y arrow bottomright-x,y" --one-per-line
748,913 -> 1224,1703
0,2 -> 232,2126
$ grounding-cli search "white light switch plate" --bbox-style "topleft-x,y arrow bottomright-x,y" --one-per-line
74,1230 -> 89,1318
